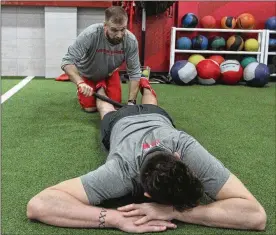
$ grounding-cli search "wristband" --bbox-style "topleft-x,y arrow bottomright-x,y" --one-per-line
77,81 -> 85,87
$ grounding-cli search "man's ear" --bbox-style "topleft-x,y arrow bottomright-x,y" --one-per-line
144,192 -> 151,198
174,152 -> 181,159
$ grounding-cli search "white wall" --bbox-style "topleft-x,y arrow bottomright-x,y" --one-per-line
77,8 -> 105,35
45,7 -> 77,78
1,6 -> 45,76
1,6 -> 105,77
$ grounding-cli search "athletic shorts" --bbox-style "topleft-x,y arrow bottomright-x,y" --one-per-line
78,70 -> 121,109
100,104 -> 175,150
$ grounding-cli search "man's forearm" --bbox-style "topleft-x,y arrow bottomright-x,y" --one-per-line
128,80 -> 140,100
63,64 -> 84,85
27,189 -> 120,228
173,198 -> 266,231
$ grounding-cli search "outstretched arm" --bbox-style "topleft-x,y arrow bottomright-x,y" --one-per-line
61,33 -> 94,97
118,173 -> 266,231
125,38 -> 141,102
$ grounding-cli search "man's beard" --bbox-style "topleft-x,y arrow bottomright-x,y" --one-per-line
106,31 -> 123,45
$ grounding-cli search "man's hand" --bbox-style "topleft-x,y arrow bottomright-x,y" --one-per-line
77,82 -> 93,97
117,203 -> 176,226
117,214 -> 177,233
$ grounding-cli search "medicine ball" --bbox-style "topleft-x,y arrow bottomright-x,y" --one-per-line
221,16 -> 236,29
176,37 -> 192,49
244,38 -> 259,51
241,57 -> 257,68
220,60 -> 243,85
209,55 -> 225,65
170,60 -> 197,85
196,59 -> 221,85
265,16 -> 276,30
182,13 -> 198,28
209,36 -> 226,50
201,15 -> 216,28
188,54 -> 205,66
269,39 -> 276,50
227,35 -> 244,51
237,13 -> 255,29
192,35 -> 209,50
243,62 -> 270,87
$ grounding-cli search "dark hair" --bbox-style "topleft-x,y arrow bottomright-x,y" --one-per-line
140,151 -> 204,212
105,6 -> 128,24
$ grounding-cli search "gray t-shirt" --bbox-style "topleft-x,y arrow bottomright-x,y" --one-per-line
81,113 -> 230,205
61,23 -> 141,81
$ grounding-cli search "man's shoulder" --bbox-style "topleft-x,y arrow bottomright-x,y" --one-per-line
124,29 -> 138,46
125,29 -> 137,41
79,23 -> 104,37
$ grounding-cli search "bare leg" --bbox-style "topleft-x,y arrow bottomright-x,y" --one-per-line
141,87 -> 158,105
96,88 -> 116,120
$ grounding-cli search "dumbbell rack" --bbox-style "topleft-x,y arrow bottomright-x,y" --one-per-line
169,27 -> 266,71
264,30 -> 276,77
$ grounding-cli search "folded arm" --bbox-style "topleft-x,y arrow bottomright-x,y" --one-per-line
27,177 -> 176,233
119,174 -> 266,231
174,174 -> 266,230
174,137 -> 267,230
27,177 -> 117,228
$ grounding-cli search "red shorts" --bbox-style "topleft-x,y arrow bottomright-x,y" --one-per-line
78,70 -> 121,109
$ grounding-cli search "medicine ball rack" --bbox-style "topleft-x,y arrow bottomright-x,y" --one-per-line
169,27 -> 266,72
264,30 -> 276,77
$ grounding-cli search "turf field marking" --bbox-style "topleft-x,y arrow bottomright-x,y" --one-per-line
1,76 -> 35,104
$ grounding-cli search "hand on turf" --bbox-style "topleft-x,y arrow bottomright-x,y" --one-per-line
117,202 -> 175,226
77,82 -> 93,97
117,214 -> 177,233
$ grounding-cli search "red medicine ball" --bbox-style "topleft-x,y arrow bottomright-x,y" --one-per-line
196,59 -> 221,85
220,60 -> 243,85
209,55 -> 225,65
201,15 -> 216,28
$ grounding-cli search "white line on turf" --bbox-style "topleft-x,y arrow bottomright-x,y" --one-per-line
1,76 -> 35,104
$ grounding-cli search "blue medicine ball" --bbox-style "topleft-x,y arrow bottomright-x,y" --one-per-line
182,13 -> 198,28
192,35 -> 209,50
243,62 -> 270,87
265,16 -> 276,30
176,37 -> 192,49
269,38 -> 276,50
170,60 -> 197,85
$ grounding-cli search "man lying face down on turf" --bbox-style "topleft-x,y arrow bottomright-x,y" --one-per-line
27,78 -> 266,233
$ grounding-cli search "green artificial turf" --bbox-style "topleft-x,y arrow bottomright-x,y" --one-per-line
1,76 -> 25,94
2,78 -> 275,235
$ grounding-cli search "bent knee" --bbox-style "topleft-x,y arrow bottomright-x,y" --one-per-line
83,107 -> 97,113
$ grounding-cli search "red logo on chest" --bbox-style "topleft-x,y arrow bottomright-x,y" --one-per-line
142,140 -> 160,149
96,49 -> 124,55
